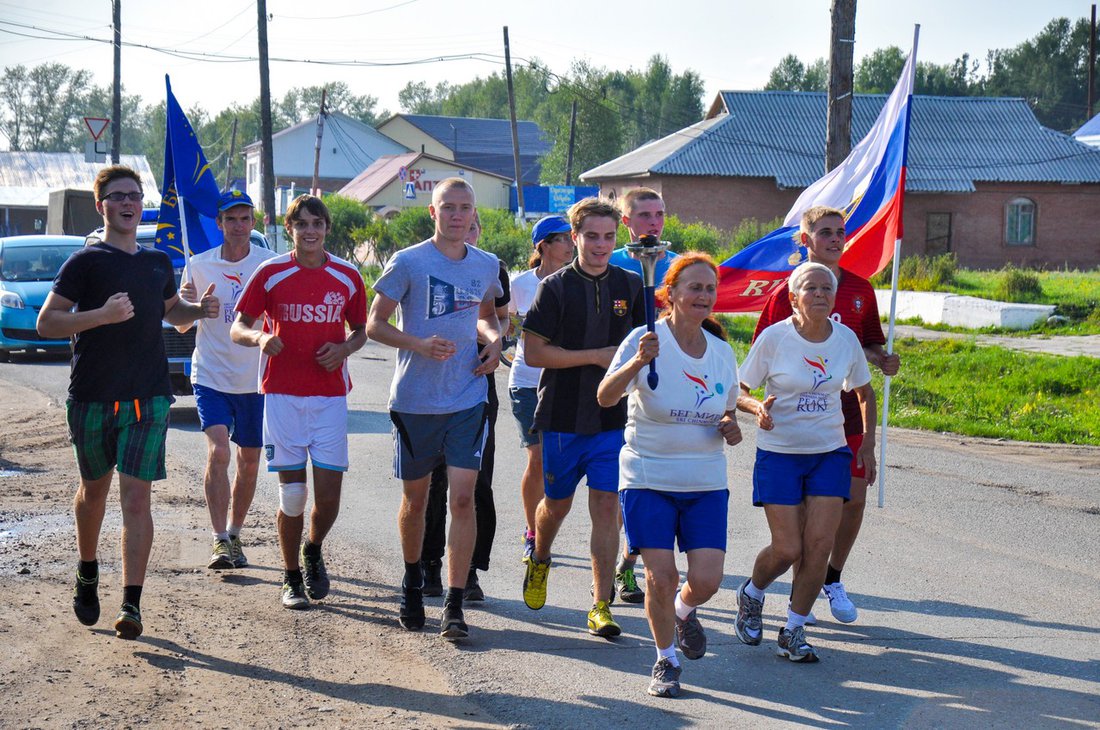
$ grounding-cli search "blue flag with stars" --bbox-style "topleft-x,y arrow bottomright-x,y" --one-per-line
156,76 -> 223,265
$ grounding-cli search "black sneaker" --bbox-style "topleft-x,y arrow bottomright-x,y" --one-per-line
615,565 -> 645,604
647,658 -> 682,698
399,579 -> 425,631
463,569 -> 485,602
113,603 -> 143,639
440,602 -> 468,640
675,609 -> 707,660
73,570 -> 100,626
207,538 -> 234,570
281,580 -> 309,610
422,560 -> 443,598
301,546 -> 330,600
229,535 -> 248,568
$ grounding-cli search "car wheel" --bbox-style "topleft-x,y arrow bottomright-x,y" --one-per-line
0,349 -> 10,363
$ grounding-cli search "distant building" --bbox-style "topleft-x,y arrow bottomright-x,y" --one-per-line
0,151 -> 158,237
1074,112 -> 1100,151
376,114 -> 551,185
583,92 -> 1100,270
337,152 -> 511,214
242,112 -> 408,213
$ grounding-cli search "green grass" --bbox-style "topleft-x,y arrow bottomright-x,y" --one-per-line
950,269 -> 1100,311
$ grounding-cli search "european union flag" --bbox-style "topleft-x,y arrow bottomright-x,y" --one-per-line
155,76 -> 223,265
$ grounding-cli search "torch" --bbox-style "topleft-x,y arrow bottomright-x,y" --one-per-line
625,234 -> 667,389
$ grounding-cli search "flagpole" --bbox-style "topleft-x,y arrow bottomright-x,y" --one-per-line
177,193 -> 194,282
877,24 -> 919,509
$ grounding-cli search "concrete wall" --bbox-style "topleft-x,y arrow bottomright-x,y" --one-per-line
874,289 -> 1054,328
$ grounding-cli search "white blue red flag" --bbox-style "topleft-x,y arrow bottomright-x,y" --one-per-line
715,42 -> 917,312
155,76 -> 223,265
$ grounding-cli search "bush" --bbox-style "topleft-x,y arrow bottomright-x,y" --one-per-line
872,253 -> 957,290
994,265 -> 1043,302
477,208 -> 531,270
322,195 -> 371,263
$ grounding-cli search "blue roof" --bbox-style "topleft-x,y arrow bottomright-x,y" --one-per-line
583,92 -> 1100,193
397,114 -> 551,183
1075,111 -> 1100,138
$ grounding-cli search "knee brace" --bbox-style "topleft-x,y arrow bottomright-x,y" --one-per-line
279,482 -> 308,517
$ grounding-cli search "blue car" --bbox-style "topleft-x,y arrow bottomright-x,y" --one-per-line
0,235 -> 85,361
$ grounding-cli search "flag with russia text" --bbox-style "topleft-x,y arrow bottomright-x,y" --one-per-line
714,43 -> 917,312
155,76 -> 223,266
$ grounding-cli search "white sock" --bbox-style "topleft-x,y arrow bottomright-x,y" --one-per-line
228,524 -> 242,538
785,607 -> 809,632
656,643 -> 680,667
213,531 -> 229,541
744,580 -> 766,602
674,590 -> 696,621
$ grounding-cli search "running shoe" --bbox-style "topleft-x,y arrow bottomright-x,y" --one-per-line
776,625 -> 819,662
399,579 -> 425,631
734,579 -> 764,646
522,557 -> 551,610
113,603 -> 143,639
522,534 -> 536,562
675,609 -> 707,660
72,570 -> 100,626
440,602 -> 469,640
423,560 -> 443,598
464,569 -> 484,602
301,545 -> 330,600
281,580 -> 309,610
647,658 -> 682,698
587,600 -> 622,637
207,538 -> 233,570
615,565 -> 645,604
229,535 -> 248,568
822,582 -> 858,623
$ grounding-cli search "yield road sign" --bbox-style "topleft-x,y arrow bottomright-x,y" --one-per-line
83,117 -> 110,141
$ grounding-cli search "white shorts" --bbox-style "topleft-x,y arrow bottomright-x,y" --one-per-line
262,393 -> 349,472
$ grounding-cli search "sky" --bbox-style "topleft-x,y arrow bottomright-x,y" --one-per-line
0,0 -> 1092,125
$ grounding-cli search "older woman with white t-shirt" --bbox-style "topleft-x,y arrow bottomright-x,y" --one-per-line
734,261 -> 876,664
598,253 -> 748,699
508,216 -> 576,560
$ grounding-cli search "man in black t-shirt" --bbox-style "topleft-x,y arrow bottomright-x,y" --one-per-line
520,197 -> 645,638
37,165 -> 220,640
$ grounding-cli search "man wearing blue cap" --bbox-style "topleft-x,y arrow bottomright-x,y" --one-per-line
177,190 -> 276,571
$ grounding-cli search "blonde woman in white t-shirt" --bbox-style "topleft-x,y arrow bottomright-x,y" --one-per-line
598,253 -> 750,699
734,261 -> 876,664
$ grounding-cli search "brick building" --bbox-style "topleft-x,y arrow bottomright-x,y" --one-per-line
582,92 -> 1100,270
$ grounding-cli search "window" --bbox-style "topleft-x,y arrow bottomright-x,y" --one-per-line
926,212 -> 952,255
1005,198 -> 1035,245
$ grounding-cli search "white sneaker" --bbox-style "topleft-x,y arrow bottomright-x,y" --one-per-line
822,582 -> 858,623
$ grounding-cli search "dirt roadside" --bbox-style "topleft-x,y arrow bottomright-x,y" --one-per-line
0,380 -> 505,729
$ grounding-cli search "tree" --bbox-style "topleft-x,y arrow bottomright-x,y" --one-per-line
0,63 -> 92,151
765,55 -> 828,92
323,194 -> 371,262
279,82 -> 384,127
398,81 -> 454,114
855,47 -> 907,94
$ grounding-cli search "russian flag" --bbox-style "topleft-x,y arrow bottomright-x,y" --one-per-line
715,40 -> 917,312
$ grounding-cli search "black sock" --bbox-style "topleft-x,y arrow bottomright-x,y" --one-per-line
825,565 -> 842,586
404,561 -> 423,588
445,587 -> 464,608
303,540 -> 321,559
122,585 -> 142,610
284,568 -> 303,585
78,559 -> 98,581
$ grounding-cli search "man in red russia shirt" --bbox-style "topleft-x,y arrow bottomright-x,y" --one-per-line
231,194 -> 368,611
753,205 -> 900,624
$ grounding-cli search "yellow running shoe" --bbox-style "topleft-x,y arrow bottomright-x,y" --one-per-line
523,557 -> 551,610
587,600 -> 622,637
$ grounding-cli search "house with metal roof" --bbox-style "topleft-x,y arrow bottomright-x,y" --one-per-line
337,151 -> 512,214
1074,111 -> 1100,150
0,151 -> 158,237
376,114 -> 551,185
583,92 -> 1100,270
242,111 -> 408,213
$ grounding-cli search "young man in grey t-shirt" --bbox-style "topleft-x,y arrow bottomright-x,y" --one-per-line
368,177 -> 502,640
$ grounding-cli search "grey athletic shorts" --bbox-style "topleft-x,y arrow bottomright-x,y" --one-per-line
389,403 -> 487,480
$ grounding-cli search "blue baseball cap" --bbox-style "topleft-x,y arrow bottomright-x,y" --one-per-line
218,189 -> 254,212
531,215 -> 571,246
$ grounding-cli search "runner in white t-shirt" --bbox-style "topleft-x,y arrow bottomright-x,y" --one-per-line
507,215 -> 575,561
598,253 -> 750,699
734,262 -> 877,664
177,190 -> 276,573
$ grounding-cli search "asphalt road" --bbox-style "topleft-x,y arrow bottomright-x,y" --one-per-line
3,346 -> 1099,729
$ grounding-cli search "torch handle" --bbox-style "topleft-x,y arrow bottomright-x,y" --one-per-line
644,285 -> 659,389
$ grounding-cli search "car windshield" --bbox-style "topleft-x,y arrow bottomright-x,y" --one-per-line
0,244 -> 82,282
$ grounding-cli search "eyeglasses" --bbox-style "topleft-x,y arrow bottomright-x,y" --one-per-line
100,191 -> 143,202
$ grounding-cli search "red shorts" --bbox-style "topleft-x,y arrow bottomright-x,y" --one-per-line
847,433 -> 866,479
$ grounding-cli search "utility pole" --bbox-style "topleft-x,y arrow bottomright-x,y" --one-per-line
564,100 -> 578,186
1089,4 -> 1097,120
826,0 -> 856,172
111,0 -> 121,163
223,117 -> 238,190
311,87 -> 328,195
503,26 -> 525,220
257,0 -> 277,244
